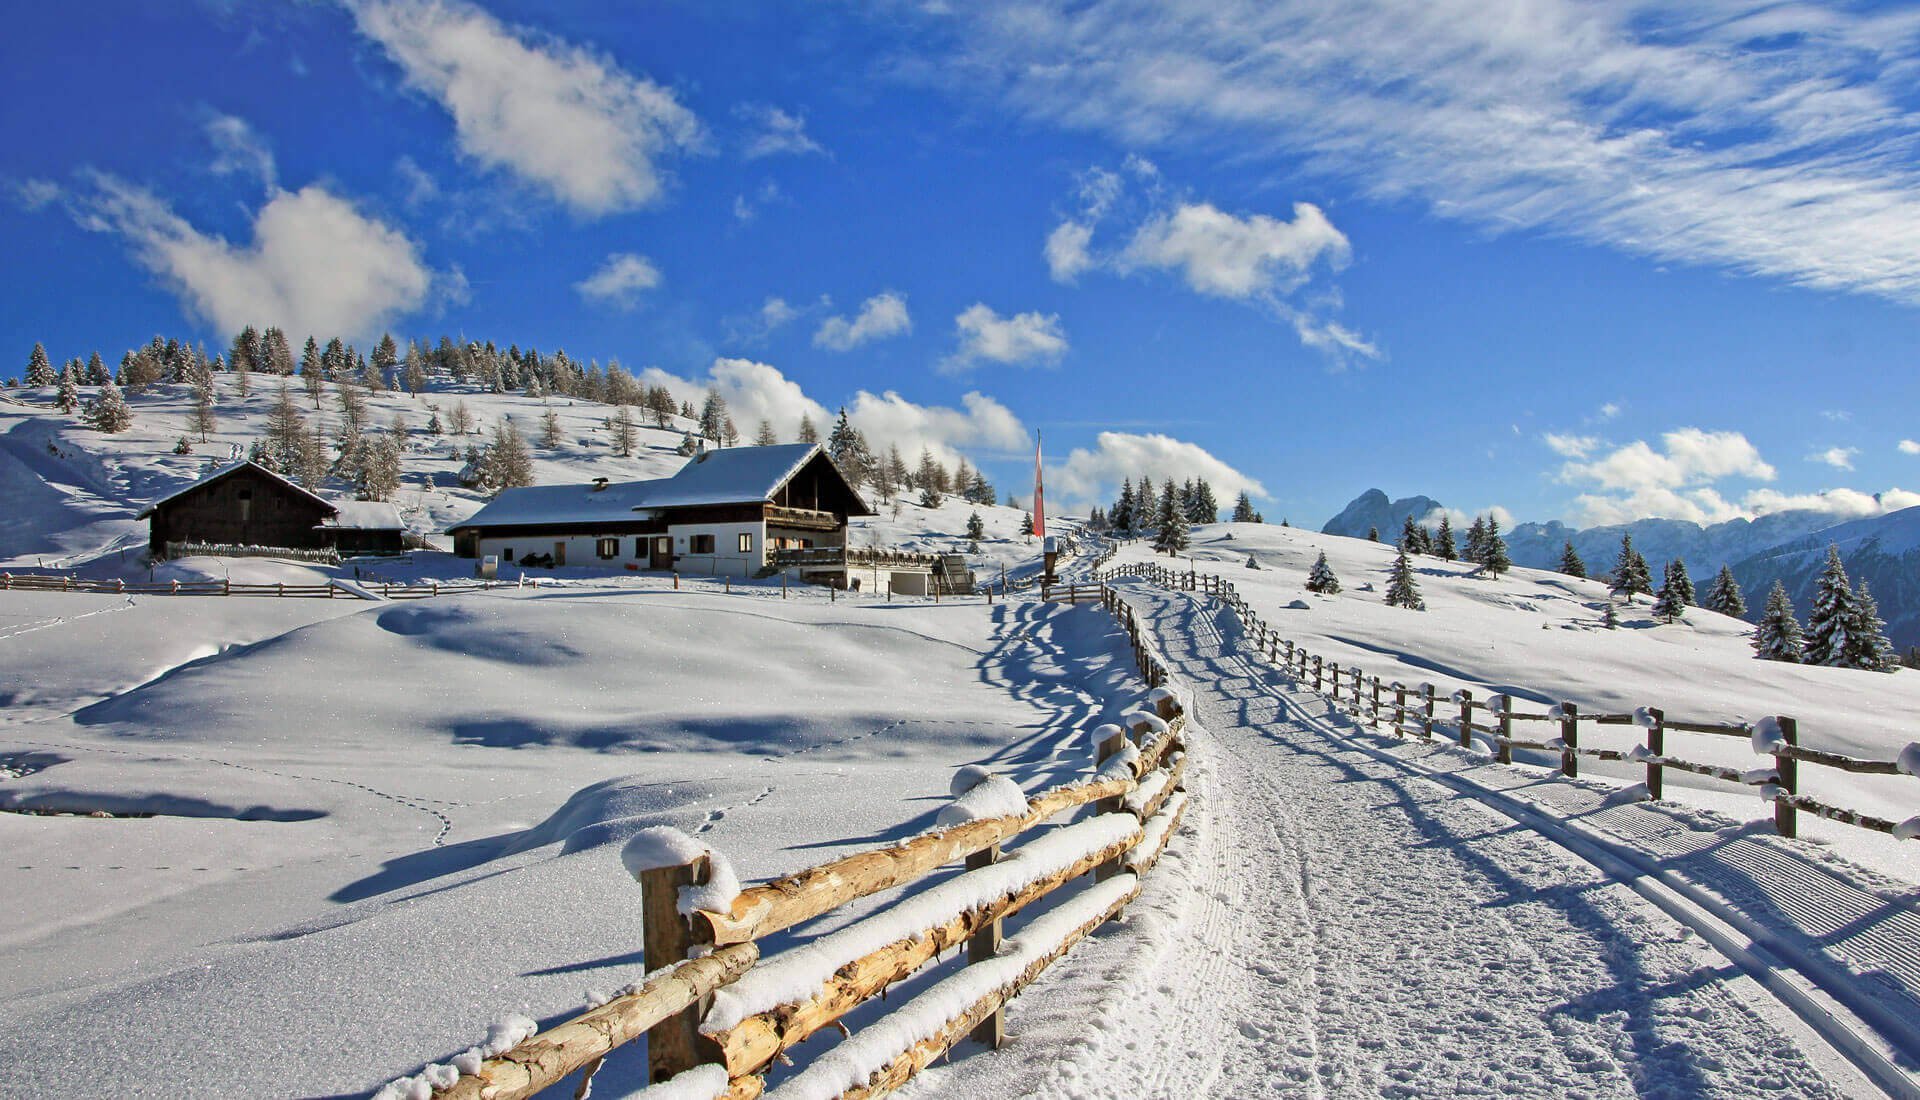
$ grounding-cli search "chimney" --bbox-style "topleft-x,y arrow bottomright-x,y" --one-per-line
591,477 -> 609,492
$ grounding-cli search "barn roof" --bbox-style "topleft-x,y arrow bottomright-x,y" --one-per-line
136,459 -> 336,520
448,443 -> 871,532
319,501 -> 404,531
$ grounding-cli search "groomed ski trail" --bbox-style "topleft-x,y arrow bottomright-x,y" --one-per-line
937,582 -> 1862,1099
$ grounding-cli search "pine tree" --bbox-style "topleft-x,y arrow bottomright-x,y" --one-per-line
84,379 -> 134,432
1433,515 -> 1456,561
1610,534 -> 1652,602
1401,515 -> 1428,555
915,449 -> 945,506
797,415 -> 819,444
86,351 -> 111,387
403,341 -> 429,396
1666,558 -> 1695,606
265,383 -> 306,471
294,423 -> 330,488
1367,526 -> 1380,543
1136,478 -> 1157,530
56,362 -> 81,414
357,431 -> 403,501
1464,516 -> 1488,563
1602,601 -> 1618,630
1558,541 -> 1586,579
1753,581 -> 1803,662
191,376 -> 217,440
1803,544 -> 1856,666
24,342 -> 55,387
698,391 -> 729,443
448,400 -> 475,436
1480,518 -> 1511,576
1305,551 -> 1341,594
262,327 -> 295,375
677,431 -> 701,456
372,333 -> 399,388
826,408 -> 873,484
1844,581 -> 1897,672
754,419 -> 778,447
1704,565 -> 1746,618
1114,479 -> 1136,533
1154,497 -> 1190,555
1385,544 -> 1425,610
1652,564 -> 1687,623
541,408 -> 563,449
1020,511 -> 1034,536
966,510 -> 986,543
1230,491 -> 1257,523
482,419 -> 535,495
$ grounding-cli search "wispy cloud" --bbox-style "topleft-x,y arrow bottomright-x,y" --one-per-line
1809,446 -> 1858,471
1542,432 -> 1602,459
814,291 -> 912,351
204,112 -> 276,190
350,0 -> 701,216
1900,439 -> 1920,455
931,1 -> 1920,304
574,252 -> 662,310
737,104 -> 826,159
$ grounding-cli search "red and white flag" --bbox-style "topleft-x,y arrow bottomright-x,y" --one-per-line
1033,433 -> 1046,539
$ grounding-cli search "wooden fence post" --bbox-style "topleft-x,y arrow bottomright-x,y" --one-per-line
1312,655 -> 1324,692
1329,662 -> 1342,703
1559,702 -> 1580,778
966,842 -> 1006,1048
1392,682 -> 1407,735
1774,716 -> 1799,839
638,852 -> 718,1082
1456,690 -> 1474,749
1497,701 -> 1513,765
1369,677 -> 1382,726
1420,684 -> 1436,740
1094,727 -> 1130,882
1643,706 -> 1665,800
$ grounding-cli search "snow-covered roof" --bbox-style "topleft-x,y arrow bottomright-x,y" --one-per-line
319,501 -> 404,531
136,459 -> 335,519
448,444 -> 848,532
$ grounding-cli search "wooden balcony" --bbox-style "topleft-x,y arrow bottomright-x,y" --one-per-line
765,504 -> 841,531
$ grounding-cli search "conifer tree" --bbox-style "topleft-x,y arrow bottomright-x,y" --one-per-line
1305,551 -> 1341,594
191,376 -> 217,440
1231,491 -> 1257,523
372,333 -> 399,387
1385,543 -> 1425,610
1480,518 -> 1511,576
1367,526 -> 1380,543
1558,541 -> 1586,579
1845,581 -> 1897,672
611,405 -> 638,456
1020,510 -> 1034,536
1114,479 -> 1136,533
1400,515 -> 1429,555
24,342 -> 55,387
1136,479 -> 1157,529
448,400 -> 475,436
1753,581 -> 1803,662
1154,496 -> 1190,555
699,391 -> 729,443
84,378 -> 134,432
754,419 -> 778,447
915,449 -> 945,507
677,431 -> 701,456
56,362 -> 81,413
357,431 -> 403,501
541,408 -> 563,449
1652,565 -> 1687,623
1610,534 -> 1652,602
295,423 -> 330,488
265,383 -> 306,471
1602,601 -> 1618,629
797,415 -> 819,444
1803,545 -> 1856,666
1464,516 -> 1488,563
966,510 -> 985,543
482,419 -> 535,495
1704,565 -> 1745,618
1666,558 -> 1695,606
1433,515 -> 1457,561
403,341 -> 428,396
86,351 -> 111,387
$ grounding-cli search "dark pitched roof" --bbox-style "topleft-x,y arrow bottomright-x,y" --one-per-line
136,460 -> 337,520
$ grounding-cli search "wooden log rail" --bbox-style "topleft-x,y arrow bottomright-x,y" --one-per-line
1104,559 -> 1920,847
0,572 -> 516,600
381,584 -> 1192,1100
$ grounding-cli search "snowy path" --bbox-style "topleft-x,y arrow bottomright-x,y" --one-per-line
934,583 -> 1881,1099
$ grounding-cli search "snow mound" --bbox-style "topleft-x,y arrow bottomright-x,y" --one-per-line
1897,743 -> 1920,778
1750,717 -> 1788,755
621,827 -> 709,878
936,773 -> 1028,826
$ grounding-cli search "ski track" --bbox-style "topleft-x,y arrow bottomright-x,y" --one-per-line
985,582 -> 1852,1100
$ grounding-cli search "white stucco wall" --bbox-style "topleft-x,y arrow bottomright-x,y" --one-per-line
473,521 -> 768,573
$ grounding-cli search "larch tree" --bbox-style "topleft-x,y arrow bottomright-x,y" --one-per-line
541,408 -> 564,449
1306,551 -> 1341,594
1752,580 -> 1803,662
611,405 -> 638,456
754,419 -> 778,447
1704,565 -> 1746,618
264,383 -> 306,471
482,419 -> 535,495
796,415 -> 820,444
1385,544 -> 1426,610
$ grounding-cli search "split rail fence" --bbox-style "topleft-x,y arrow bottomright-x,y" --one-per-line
0,572 -> 523,601
379,586 -> 1189,1100
1102,561 -> 1920,845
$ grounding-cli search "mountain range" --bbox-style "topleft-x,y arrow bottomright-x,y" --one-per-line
1322,488 -> 1920,652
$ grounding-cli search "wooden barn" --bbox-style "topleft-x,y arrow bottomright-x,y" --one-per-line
139,460 -> 405,559
446,443 -> 874,578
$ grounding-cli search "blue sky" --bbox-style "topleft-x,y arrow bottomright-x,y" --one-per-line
6,0 -> 1920,528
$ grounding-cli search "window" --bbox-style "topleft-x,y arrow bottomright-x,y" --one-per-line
503,548 -> 514,563
597,538 -> 619,559
737,532 -> 753,554
689,534 -> 715,554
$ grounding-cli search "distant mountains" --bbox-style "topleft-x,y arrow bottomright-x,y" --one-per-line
1322,488 -> 1920,651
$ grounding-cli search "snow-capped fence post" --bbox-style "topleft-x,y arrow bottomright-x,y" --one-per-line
1773,716 -> 1800,839
1456,689 -> 1474,749
1330,662 -> 1343,702
965,841 -> 1007,1049
1420,684 -> 1436,739
1642,707 -> 1665,800
1496,701 -> 1513,765
637,849 -> 720,1082
1558,702 -> 1580,778
1391,682 -> 1407,736
1094,726 -> 1131,883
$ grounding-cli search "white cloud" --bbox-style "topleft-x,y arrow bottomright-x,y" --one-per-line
945,303 -> 1068,371
1045,221 -> 1095,283
640,357 -> 830,441
739,104 -> 826,159
932,0 -> 1920,305
813,292 -> 912,351
574,252 -> 661,310
759,297 -> 798,330
69,173 -> 438,340
1596,402 -> 1623,422
731,180 -> 785,223
1559,428 -> 1778,524
1543,433 -> 1602,459
1743,487 -> 1920,518
350,0 -> 701,216
1900,439 -> 1920,455
11,178 -> 60,211
1809,446 -> 1858,471
1046,431 -> 1266,513
1121,201 -> 1350,299
1420,504 -> 1516,531
394,155 -> 439,209
205,113 -> 276,189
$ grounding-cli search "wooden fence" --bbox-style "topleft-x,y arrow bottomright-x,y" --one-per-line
377,586 -> 1190,1100
0,572 -> 520,601
1102,560 -> 1919,845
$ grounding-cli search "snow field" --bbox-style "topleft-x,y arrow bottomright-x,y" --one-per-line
1111,524 -> 1920,881
0,584 -> 1147,1097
